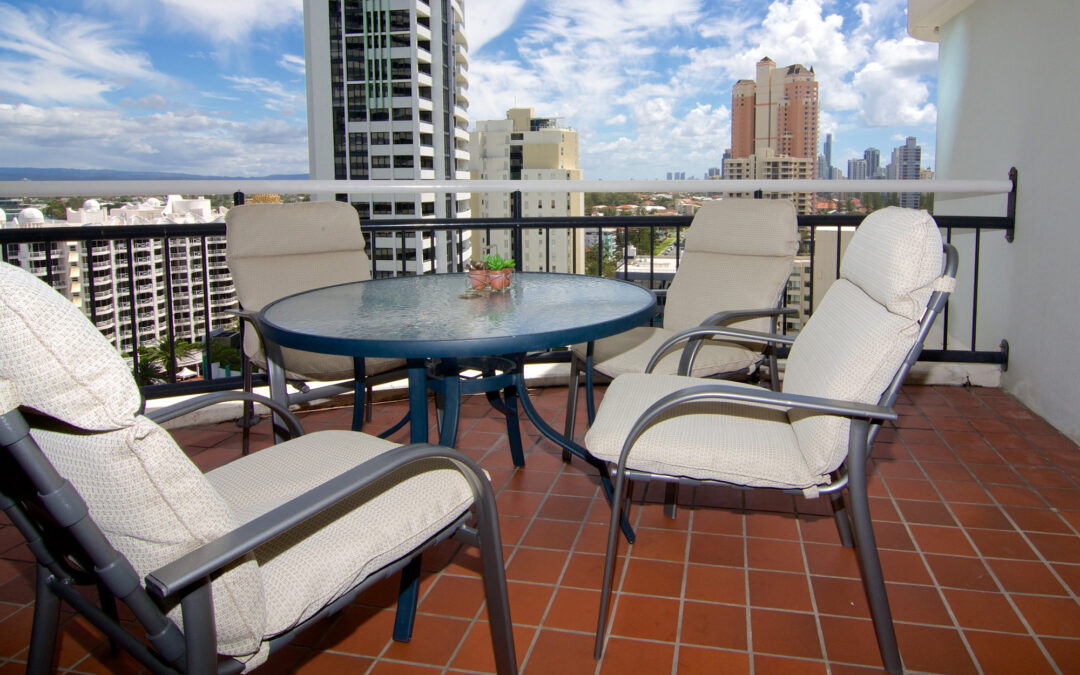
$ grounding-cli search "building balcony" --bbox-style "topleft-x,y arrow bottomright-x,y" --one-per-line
2,381 -> 1075,673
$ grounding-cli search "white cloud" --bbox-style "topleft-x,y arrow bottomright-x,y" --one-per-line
222,75 -> 305,117
604,114 -> 627,126
85,0 -> 303,44
465,0 -> 529,52
278,53 -> 306,75
0,4 -> 159,105
852,38 -> 937,126
0,103 -> 307,176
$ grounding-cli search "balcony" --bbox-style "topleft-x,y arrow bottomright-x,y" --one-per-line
0,158 -> 1073,673
1,381 -> 1076,673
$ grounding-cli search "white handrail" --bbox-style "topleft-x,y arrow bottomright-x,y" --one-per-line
0,178 -> 1013,198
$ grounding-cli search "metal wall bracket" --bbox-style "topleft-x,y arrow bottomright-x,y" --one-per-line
1005,167 -> 1017,242
999,339 -> 1010,372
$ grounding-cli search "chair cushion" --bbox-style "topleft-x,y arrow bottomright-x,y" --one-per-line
0,261 -> 142,431
575,327 -> 762,379
225,202 -> 398,382
205,430 -> 475,639
31,418 -> 266,659
225,201 -> 368,259
586,374 -> 821,489
840,207 -> 943,320
684,198 -> 799,256
783,279 -> 921,476
663,199 -> 798,335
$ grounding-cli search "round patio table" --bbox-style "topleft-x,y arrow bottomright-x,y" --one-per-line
258,272 -> 656,474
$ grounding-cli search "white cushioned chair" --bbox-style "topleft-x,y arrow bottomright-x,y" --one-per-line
565,198 -> 799,436
0,261 -> 516,674
226,201 -> 407,443
586,207 -> 958,674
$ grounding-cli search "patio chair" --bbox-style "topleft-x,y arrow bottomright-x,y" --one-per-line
0,261 -> 516,674
226,201 -> 407,443
564,198 -> 799,437
586,207 -> 958,673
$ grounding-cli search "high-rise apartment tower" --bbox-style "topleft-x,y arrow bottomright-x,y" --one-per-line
730,57 -> 818,166
726,57 -> 818,213
304,0 -> 472,276
470,108 -> 585,273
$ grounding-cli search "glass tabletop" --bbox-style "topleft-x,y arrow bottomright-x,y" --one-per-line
259,272 -> 658,359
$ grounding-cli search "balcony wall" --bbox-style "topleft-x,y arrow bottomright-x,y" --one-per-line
924,0 -> 1080,444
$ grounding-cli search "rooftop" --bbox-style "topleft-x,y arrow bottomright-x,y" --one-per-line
2,382 -> 1078,673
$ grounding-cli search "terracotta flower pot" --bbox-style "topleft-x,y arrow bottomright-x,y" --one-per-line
489,268 -> 513,291
468,269 -> 490,290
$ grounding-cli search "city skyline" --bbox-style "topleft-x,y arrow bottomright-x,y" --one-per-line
0,0 -> 938,180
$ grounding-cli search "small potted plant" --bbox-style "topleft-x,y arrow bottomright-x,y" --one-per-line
484,253 -> 515,291
466,259 -> 490,290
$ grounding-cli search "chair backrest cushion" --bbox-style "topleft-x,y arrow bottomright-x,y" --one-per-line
0,262 -> 266,657
226,201 -> 373,362
0,261 -> 141,431
664,198 -> 799,334
783,207 -> 943,476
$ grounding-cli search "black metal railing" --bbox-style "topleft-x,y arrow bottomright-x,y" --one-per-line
1,186 -> 1015,399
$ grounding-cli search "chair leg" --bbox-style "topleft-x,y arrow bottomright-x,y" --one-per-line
662,482 -> 680,520
830,490 -> 855,548
27,565 -> 61,675
352,358 -> 366,432
393,556 -> 422,643
240,352 -> 254,456
97,582 -> 122,656
595,466 -> 630,659
847,421 -> 902,674
584,348 -> 597,426
472,462 -> 518,675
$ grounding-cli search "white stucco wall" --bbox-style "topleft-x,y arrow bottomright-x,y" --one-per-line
932,0 -> 1080,442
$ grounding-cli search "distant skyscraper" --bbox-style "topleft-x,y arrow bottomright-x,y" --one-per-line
469,108 -> 584,273
304,0 -> 471,276
823,133 -> 833,176
727,57 -> 818,212
666,172 -> 673,180
864,147 -> 880,178
731,57 -> 818,165
890,136 -> 922,208
706,167 -> 721,179
847,158 -> 868,180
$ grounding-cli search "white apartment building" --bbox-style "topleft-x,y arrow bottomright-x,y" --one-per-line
469,108 -> 585,273
4,198 -> 236,357
304,0 -> 472,276
721,151 -> 815,214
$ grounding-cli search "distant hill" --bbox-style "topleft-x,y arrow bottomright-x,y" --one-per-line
0,167 -> 309,182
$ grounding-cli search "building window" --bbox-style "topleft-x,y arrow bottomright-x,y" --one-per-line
369,108 -> 389,121
395,201 -> 416,215
394,155 -> 414,168
421,202 -> 435,216
370,132 -> 390,145
371,155 -> 391,168
393,131 -> 413,145
373,202 -> 393,215
392,107 -> 413,120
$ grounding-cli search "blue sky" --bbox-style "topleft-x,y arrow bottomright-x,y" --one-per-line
0,0 -> 938,179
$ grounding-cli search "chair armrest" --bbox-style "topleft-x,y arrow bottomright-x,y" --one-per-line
699,306 -> 798,327
644,325 -> 796,374
613,381 -> 896,468
144,443 -> 490,600
145,391 -> 306,438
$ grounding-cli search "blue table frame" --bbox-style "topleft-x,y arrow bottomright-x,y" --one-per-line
258,272 -> 657,533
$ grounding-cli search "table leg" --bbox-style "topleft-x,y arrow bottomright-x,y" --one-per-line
406,359 -> 429,445
510,360 -> 635,543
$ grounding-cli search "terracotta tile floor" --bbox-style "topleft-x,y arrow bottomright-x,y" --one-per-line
3,384 -> 1080,673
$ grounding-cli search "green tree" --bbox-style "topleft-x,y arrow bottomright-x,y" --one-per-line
130,337 -> 201,385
